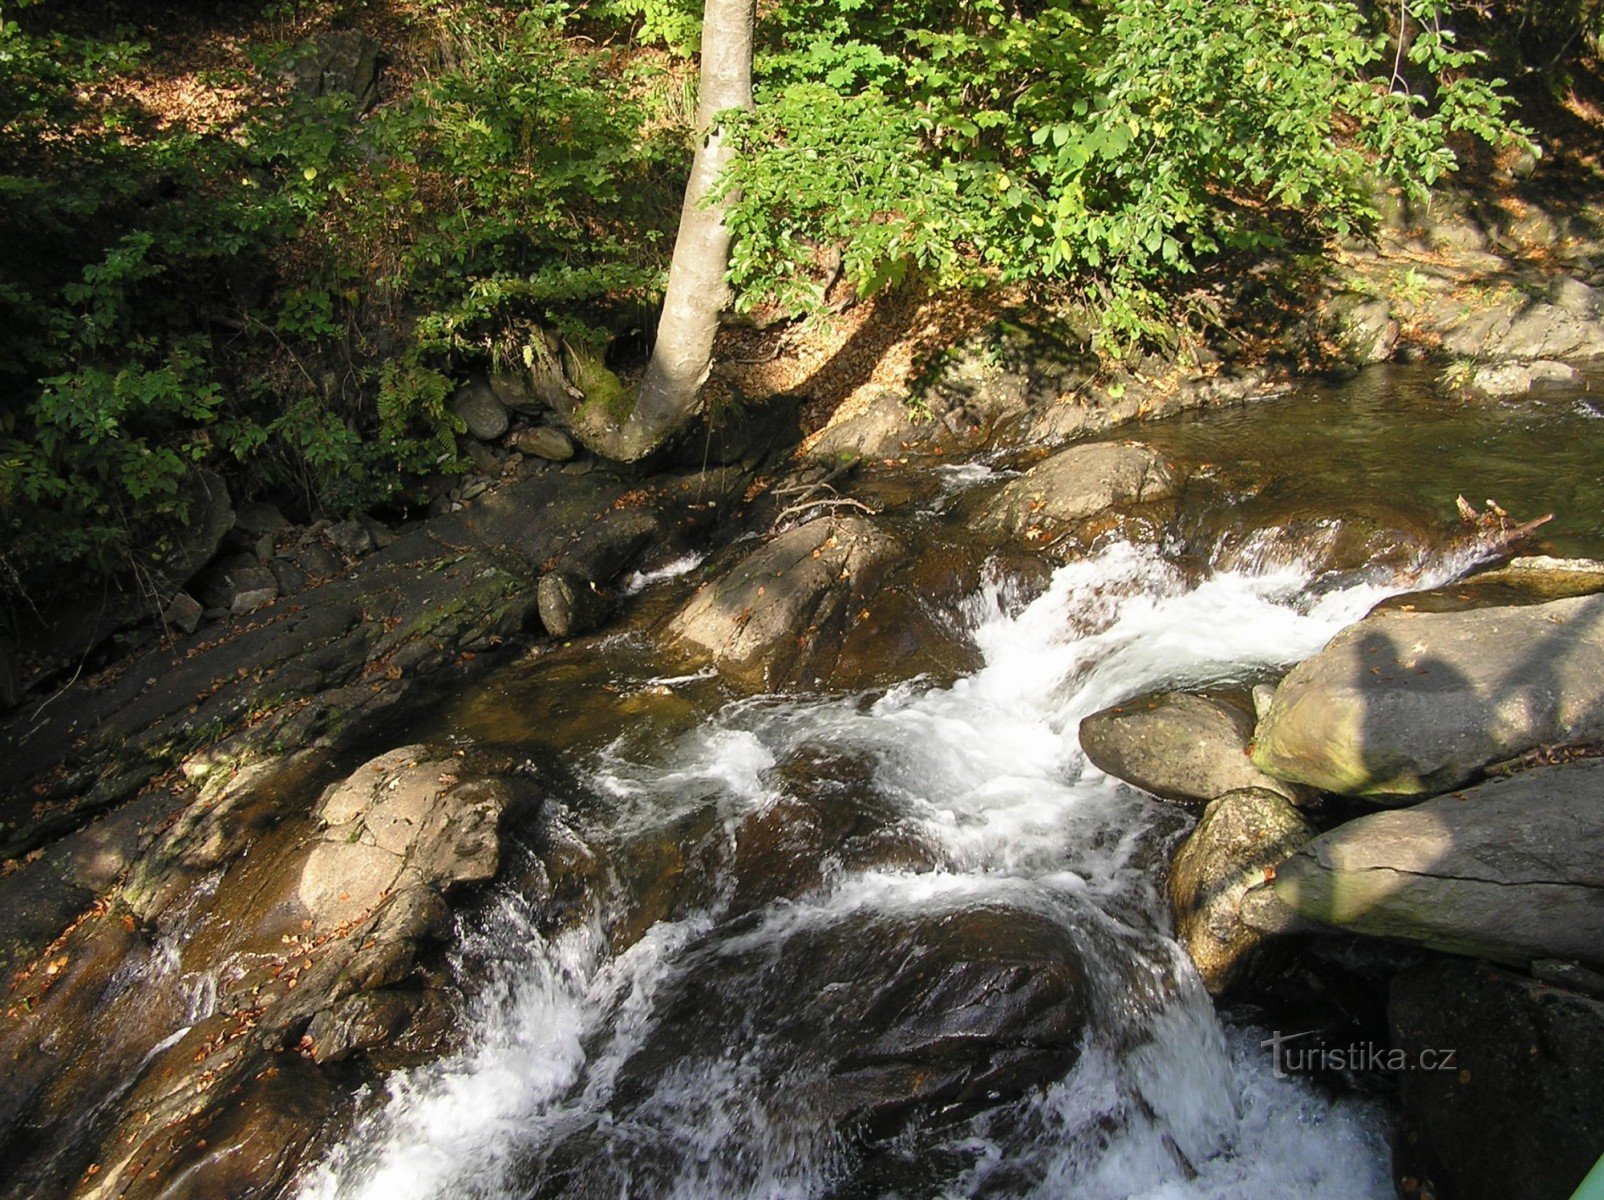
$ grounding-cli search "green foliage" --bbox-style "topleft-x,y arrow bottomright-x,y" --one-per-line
721,0 -> 1524,347
0,0 -> 1539,611
719,85 -> 977,311
358,4 -> 677,354
589,0 -> 704,53
0,0 -> 683,608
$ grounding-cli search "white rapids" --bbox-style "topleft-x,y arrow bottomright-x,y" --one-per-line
301,535 -> 1471,1200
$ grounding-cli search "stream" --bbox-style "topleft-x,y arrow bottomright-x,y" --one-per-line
297,366 -> 1602,1199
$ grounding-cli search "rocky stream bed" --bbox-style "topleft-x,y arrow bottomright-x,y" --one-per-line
4,351 -> 1604,1200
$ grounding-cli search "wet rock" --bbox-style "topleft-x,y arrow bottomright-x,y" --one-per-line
121,1053 -> 339,1200
162,591 -> 204,635
1168,788 -> 1315,994
1465,359 -> 1578,398
1248,758 -> 1604,965
730,744 -> 944,915
1391,959 -> 1604,1200
301,745 -> 530,930
536,569 -> 612,639
665,515 -> 903,688
1080,690 -> 1302,806
599,902 -> 1088,1149
534,503 -> 670,641
591,802 -> 730,952
512,425 -> 576,461
0,912 -> 179,1197
305,989 -> 423,1064
981,441 -> 1176,548
1208,509 -> 1437,583
0,861 -> 95,982
1251,595 -> 1604,800
822,544 -> 990,691
453,378 -> 510,442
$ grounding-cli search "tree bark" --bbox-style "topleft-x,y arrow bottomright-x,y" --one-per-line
611,0 -> 755,461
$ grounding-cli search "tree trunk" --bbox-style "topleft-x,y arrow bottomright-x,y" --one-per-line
611,0 -> 755,462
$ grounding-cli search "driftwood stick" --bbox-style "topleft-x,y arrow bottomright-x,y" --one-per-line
774,496 -> 879,526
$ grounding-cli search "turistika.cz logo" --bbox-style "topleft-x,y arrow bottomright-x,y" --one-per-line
1260,1029 -> 1459,1078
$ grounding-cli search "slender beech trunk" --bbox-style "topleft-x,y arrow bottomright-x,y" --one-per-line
612,0 -> 755,461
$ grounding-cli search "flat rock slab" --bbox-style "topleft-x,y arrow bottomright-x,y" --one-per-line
1252,593 -> 1604,800
1255,757 -> 1604,965
0,465 -> 742,859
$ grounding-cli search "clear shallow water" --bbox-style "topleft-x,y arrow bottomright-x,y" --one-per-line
1132,364 -> 1604,560
298,529 -> 1476,1200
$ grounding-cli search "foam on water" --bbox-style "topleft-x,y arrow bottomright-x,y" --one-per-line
302,535 -> 1461,1200
622,551 -> 709,595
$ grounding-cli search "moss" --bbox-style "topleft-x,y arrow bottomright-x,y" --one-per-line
565,343 -> 636,426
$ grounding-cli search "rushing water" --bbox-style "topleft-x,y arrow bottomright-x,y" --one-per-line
299,366 -> 1604,1199
299,537 -> 1483,1200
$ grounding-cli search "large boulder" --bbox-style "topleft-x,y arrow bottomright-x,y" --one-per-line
527,901 -> 1090,1197
1080,690 -> 1302,805
1251,594 -> 1604,800
1391,959 -> 1604,1200
452,378 -> 510,442
1168,787 -> 1316,994
1246,758 -> 1604,965
300,744 -> 529,930
982,441 -> 1175,547
664,515 -> 902,688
